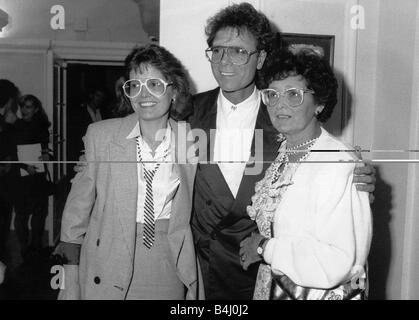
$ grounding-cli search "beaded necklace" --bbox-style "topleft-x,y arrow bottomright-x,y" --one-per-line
286,137 -> 319,151
270,136 -> 319,184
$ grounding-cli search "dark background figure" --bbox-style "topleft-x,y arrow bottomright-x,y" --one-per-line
66,86 -> 107,173
0,79 -> 20,267
0,79 -> 20,298
12,94 -> 51,261
109,76 -> 134,118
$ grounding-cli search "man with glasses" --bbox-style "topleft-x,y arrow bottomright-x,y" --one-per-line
184,3 -> 376,300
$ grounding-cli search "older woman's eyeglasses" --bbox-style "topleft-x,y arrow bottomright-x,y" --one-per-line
205,46 -> 258,65
261,88 -> 315,108
122,78 -> 173,98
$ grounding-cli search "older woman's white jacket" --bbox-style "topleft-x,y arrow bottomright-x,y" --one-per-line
263,127 -> 372,289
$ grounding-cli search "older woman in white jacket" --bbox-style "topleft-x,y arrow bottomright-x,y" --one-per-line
239,48 -> 372,300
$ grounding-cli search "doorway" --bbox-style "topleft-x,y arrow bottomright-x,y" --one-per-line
52,60 -> 125,243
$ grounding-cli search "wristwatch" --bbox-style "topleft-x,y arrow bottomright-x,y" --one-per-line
257,237 -> 268,256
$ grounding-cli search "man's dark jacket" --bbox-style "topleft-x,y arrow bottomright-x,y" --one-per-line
182,88 -> 280,299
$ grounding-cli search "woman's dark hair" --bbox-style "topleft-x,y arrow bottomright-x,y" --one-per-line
205,3 -> 274,53
124,44 -> 191,120
0,79 -> 19,110
112,79 -> 134,118
18,94 -> 51,127
259,48 -> 338,122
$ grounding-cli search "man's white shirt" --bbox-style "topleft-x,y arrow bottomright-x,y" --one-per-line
213,87 -> 260,198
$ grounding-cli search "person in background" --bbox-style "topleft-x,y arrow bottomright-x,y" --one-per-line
110,76 -> 134,118
12,94 -> 51,260
0,79 -> 19,133
0,79 -> 20,272
56,44 -> 203,300
67,87 -> 107,170
0,260 -> 5,285
240,48 -> 371,299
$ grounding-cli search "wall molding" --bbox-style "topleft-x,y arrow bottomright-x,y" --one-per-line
0,38 -> 140,60
51,40 -> 139,61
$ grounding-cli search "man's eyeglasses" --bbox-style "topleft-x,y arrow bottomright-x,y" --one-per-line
205,46 -> 258,65
261,88 -> 315,108
122,78 -> 173,98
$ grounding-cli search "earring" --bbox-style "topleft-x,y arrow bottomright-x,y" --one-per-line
315,108 -> 323,116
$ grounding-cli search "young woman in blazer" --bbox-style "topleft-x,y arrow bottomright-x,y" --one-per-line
56,44 -> 203,300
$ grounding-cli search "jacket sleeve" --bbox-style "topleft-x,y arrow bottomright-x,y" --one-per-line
263,162 -> 372,289
58,124 -> 98,263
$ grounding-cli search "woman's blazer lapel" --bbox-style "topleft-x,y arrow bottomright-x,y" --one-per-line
167,119 -> 197,284
109,114 -> 139,260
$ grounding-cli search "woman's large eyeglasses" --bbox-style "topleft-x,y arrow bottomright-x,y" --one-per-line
261,88 -> 315,108
205,46 -> 258,65
122,78 -> 173,98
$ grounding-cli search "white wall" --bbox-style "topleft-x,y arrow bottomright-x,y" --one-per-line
160,0 -> 229,94
405,2 -> 419,299
368,0 -> 419,300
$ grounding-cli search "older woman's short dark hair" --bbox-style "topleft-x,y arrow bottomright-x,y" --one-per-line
205,3 -> 273,53
124,44 -> 191,120
259,48 -> 338,122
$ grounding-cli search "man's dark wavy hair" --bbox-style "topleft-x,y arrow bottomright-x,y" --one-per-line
259,48 -> 338,123
205,3 -> 274,53
124,44 -> 191,120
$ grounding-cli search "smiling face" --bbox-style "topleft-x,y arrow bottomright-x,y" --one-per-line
210,27 -> 266,104
267,75 -> 323,144
128,64 -> 175,123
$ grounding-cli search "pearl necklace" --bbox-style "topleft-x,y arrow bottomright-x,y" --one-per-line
286,137 -> 319,151
270,136 -> 319,184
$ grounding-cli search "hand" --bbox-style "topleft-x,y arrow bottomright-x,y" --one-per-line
57,264 -> 80,300
354,162 -> 376,203
353,146 -> 376,203
26,165 -> 38,175
239,232 -> 266,271
0,260 -> 6,285
73,153 -> 87,173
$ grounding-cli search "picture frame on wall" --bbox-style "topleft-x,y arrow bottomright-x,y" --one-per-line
276,32 -> 335,67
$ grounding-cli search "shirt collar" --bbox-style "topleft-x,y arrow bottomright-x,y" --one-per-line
126,120 -> 172,153
219,86 -> 260,116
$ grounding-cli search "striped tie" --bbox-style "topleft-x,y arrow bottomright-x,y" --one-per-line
136,137 -> 161,249
143,165 -> 159,249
